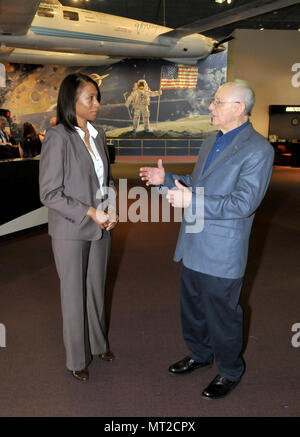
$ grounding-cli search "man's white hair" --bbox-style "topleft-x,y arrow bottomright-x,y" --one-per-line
231,79 -> 255,116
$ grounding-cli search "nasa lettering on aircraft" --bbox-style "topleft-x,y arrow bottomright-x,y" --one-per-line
0,0 -> 299,66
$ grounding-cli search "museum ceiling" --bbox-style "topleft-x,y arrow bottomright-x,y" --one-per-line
60,0 -> 300,40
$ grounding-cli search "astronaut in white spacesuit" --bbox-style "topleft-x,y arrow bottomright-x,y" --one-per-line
125,79 -> 162,132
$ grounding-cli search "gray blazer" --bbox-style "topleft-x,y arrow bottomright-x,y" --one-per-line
39,123 -> 116,240
163,123 -> 274,279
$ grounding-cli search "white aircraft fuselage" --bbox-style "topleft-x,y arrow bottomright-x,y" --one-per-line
0,1 -> 219,66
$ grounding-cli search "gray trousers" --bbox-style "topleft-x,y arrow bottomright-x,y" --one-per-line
52,231 -> 111,371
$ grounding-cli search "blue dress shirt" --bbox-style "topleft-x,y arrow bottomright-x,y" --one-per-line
203,120 -> 250,173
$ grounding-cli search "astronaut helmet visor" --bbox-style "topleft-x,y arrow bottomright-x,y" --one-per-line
138,82 -> 145,88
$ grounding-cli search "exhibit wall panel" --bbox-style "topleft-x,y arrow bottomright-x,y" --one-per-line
227,29 -> 300,138
1,53 -> 227,144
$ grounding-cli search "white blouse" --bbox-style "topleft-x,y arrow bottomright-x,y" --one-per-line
75,122 -> 104,190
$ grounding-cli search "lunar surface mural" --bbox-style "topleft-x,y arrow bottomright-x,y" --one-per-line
0,48 -> 227,145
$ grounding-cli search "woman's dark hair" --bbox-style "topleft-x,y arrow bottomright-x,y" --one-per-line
22,122 -> 38,138
56,73 -> 101,132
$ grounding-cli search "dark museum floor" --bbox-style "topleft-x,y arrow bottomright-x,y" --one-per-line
0,164 -> 299,418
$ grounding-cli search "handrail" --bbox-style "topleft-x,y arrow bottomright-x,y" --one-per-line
106,137 -> 203,156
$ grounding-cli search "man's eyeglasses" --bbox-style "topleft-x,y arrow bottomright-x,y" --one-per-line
210,99 -> 240,106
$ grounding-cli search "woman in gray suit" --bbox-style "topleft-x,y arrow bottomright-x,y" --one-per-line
39,73 -> 118,382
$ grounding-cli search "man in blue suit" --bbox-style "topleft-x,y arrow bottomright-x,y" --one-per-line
140,80 -> 274,400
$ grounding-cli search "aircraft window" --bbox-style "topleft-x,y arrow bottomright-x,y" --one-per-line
63,11 -> 79,21
37,7 -> 54,18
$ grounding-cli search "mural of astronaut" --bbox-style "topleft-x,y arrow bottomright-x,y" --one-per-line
125,79 -> 162,132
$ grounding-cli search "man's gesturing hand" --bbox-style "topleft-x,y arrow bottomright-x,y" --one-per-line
139,159 -> 165,186
166,180 -> 192,208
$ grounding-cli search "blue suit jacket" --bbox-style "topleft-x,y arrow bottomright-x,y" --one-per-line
163,123 -> 274,279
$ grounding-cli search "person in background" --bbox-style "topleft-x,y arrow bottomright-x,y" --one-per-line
49,116 -> 57,128
39,116 -> 57,141
0,116 -> 11,144
139,80 -> 274,400
0,115 -> 22,159
21,122 -> 42,158
39,73 -> 118,382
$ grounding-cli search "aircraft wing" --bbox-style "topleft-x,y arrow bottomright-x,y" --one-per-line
162,0 -> 300,38
0,0 -> 40,35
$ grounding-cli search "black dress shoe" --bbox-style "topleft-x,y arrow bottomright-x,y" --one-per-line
202,374 -> 240,400
99,351 -> 115,362
169,356 -> 213,375
71,369 -> 89,382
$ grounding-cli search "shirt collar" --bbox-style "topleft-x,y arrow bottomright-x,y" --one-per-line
75,121 -> 98,139
216,120 -> 250,140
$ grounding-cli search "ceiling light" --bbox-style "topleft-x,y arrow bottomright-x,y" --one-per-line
215,0 -> 233,4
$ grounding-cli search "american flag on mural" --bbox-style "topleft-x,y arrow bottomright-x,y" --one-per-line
160,64 -> 198,90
